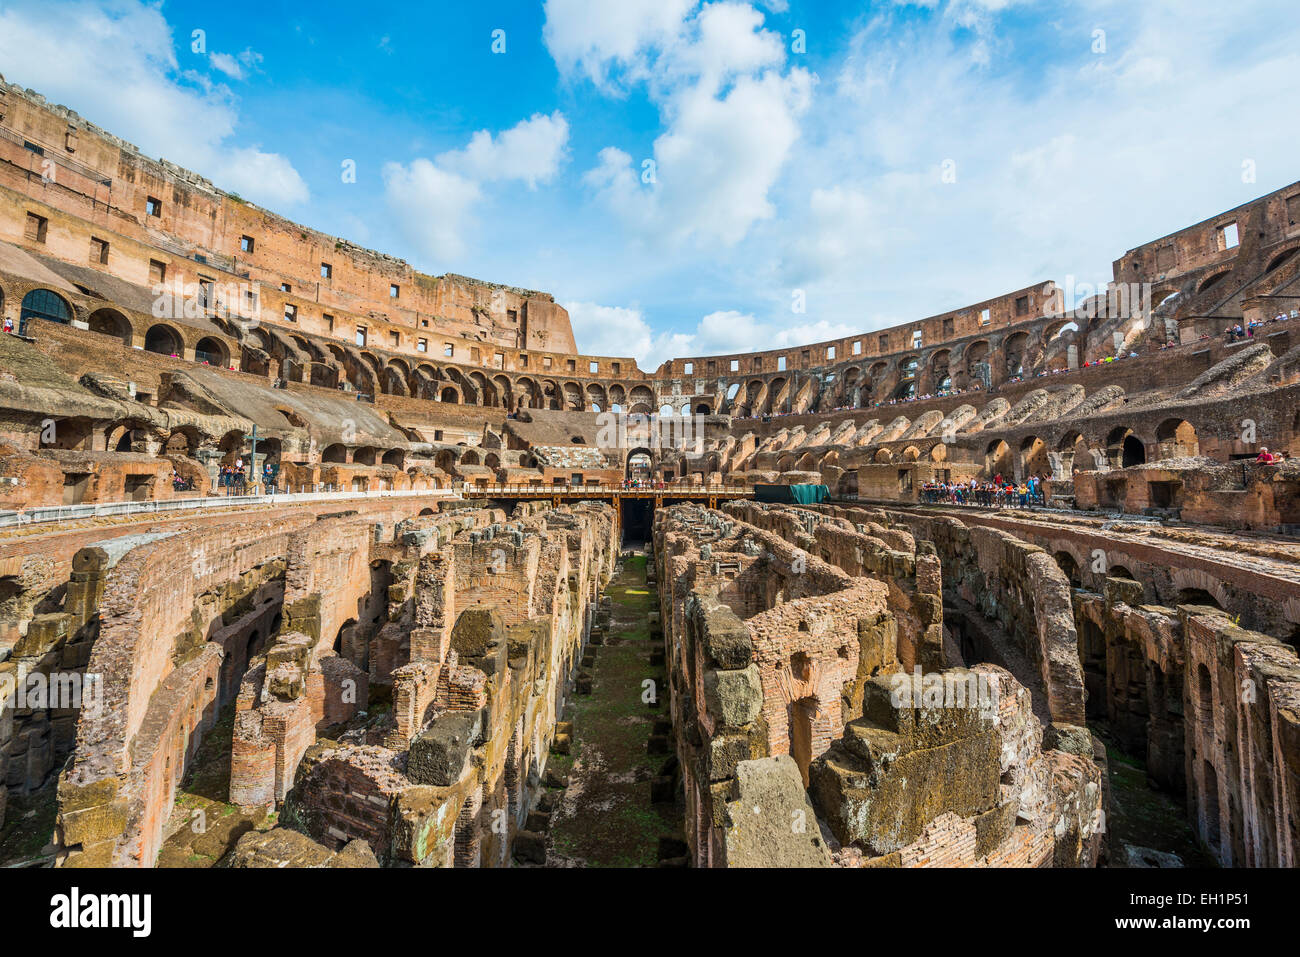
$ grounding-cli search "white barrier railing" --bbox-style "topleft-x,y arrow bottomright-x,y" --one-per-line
463,484 -> 745,495
0,487 -> 454,529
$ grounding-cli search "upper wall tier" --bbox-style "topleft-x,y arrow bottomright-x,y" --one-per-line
3,77 -> 1299,388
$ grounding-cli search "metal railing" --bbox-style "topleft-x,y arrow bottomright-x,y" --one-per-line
0,486 -> 453,529
463,483 -> 748,495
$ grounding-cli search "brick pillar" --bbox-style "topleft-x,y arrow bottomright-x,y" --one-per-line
453,784 -> 483,868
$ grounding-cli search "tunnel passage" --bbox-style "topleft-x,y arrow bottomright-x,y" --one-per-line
620,498 -> 653,544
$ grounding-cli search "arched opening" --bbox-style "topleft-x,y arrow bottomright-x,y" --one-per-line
194,336 -> 228,367
626,448 -> 652,481
144,323 -> 183,357
440,387 -> 459,404
695,403 -> 711,415
1056,431 -> 1087,476
1107,426 -> 1146,469
1177,588 -> 1222,609
353,446 -> 378,466
1198,271 -> 1229,293
165,429 -> 198,456
20,289 -> 72,329
1020,435 -> 1048,479
87,308 -> 132,344
1155,419 -> 1198,459
1109,565 -> 1135,581
985,440 -> 1013,478
1055,551 -> 1081,586
245,629 -> 262,665
321,443 -> 348,464
1123,435 -> 1146,468
964,341 -> 991,388
930,351 -> 952,393
1265,247 -> 1300,274
1003,332 -> 1030,377
382,448 -> 405,468
789,695 -> 818,788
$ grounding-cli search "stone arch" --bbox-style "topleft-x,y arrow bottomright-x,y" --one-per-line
492,375 -> 512,410
87,307 -> 133,344
789,695 -> 820,788
873,448 -> 893,464
929,350 -> 952,392
164,426 -> 201,456
1020,435 -> 1049,479
626,447 -> 653,480
1042,319 -> 1080,346
1054,550 -> 1082,586
469,371 -> 497,407
1055,430 -> 1089,477
1155,418 -> 1198,459
1198,270 -> 1230,293
1171,569 -> 1229,610
144,323 -> 184,357
514,377 -> 539,410
1003,331 -> 1030,377
985,439 -> 1012,477
20,288 -> 73,329
194,336 -> 229,367
321,443 -> 348,463
217,429 -> 247,465
383,364 -> 409,396
1106,426 -> 1146,468
1264,245 -> 1300,275
538,378 -> 561,410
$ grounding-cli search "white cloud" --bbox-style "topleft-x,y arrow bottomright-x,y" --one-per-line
769,0 -> 1300,335
382,161 -> 482,262
218,146 -> 309,207
558,1 -> 813,251
440,112 -> 570,188
565,301 -> 858,370
209,48 -> 263,81
0,0 -> 306,209
542,0 -> 697,89
566,301 -> 656,359
384,113 -> 571,266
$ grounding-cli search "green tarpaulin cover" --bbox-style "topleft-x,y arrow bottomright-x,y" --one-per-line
753,484 -> 829,504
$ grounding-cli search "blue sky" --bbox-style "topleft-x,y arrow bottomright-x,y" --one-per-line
2,0 -> 1298,369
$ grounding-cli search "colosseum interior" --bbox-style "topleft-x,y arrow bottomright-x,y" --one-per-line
0,73 -> 1297,877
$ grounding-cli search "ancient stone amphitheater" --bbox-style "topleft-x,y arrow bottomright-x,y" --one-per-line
0,77 -> 1296,869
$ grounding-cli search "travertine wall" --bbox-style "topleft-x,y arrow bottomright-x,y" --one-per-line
654,502 -> 1104,868
1073,579 -> 1300,867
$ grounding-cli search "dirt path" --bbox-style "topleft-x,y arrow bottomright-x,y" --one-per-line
545,552 -> 683,867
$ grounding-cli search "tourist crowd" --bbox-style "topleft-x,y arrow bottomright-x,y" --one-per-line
920,474 -> 1047,509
